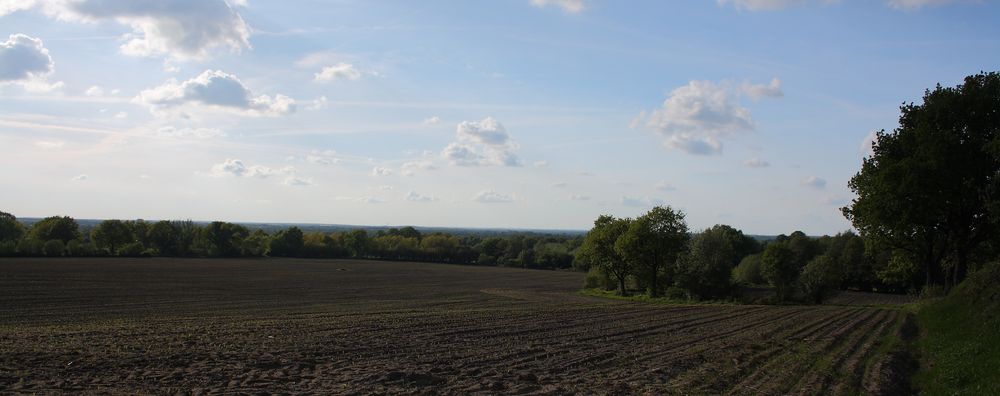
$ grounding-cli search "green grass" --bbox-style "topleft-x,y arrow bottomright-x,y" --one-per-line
913,265 -> 1000,395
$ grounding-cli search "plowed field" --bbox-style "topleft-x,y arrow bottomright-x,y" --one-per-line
0,258 -> 907,394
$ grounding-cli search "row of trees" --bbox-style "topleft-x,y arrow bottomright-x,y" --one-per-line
0,212 -> 582,269
577,207 -> 908,303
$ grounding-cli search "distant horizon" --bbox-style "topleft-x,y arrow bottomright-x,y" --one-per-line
12,214 -> 810,238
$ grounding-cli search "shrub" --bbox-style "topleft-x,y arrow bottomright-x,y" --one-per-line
117,242 -> 145,257
42,239 -> 65,257
17,238 -> 43,256
66,240 -> 95,256
733,254 -> 765,285
584,266 -> 615,290
799,255 -> 843,304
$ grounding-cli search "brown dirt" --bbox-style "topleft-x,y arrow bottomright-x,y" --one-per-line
0,258 -> 904,394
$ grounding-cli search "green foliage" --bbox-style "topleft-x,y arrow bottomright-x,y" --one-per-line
915,262 -> 1000,395
733,253 -> 765,285
16,238 -> 42,255
28,216 -> 81,243
41,239 -> 64,257
845,72 -> 1000,289
578,215 -> 632,295
583,265 -> 615,290
676,226 -> 738,300
240,229 -> 270,257
91,219 -> 135,255
117,241 -> 145,257
798,255 -> 843,304
65,239 -> 94,256
0,240 -> 16,256
341,229 -> 369,258
761,243 -> 798,301
0,211 -> 25,242
615,206 -> 689,297
147,221 -> 180,256
199,221 -> 249,257
269,226 -> 304,257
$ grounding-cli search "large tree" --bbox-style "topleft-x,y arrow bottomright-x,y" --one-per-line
616,206 -> 689,297
0,211 -> 24,242
578,215 -> 633,295
91,219 -> 136,255
844,72 -> 1000,288
27,216 -> 81,244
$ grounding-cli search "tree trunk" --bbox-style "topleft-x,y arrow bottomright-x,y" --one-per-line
617,274 -> 627,296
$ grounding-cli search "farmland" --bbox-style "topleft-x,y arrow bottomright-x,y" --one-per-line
0,258 -> 907,394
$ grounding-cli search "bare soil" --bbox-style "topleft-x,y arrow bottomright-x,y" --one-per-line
0,258 -> 906,395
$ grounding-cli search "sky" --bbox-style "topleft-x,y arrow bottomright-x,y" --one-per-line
1,0 -> 998,235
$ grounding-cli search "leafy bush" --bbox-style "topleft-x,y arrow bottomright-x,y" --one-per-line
798,255 -> 843,304
733,253 -> 765,285
583,266 -> 615,290
117,242 -> 145,257
42,239 -> 65,256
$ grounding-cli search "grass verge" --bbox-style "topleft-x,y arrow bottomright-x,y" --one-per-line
912,263 -> 1000,395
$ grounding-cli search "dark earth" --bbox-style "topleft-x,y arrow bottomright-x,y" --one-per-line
0,258 -> 906,394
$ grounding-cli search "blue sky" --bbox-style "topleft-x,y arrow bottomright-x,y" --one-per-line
1,0 -> 998,235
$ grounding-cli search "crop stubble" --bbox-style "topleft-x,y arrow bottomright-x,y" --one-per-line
0,258 -> 905,394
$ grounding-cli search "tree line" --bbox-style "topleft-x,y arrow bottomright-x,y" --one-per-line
575,207 -> 900,303
0,213 -> 581,269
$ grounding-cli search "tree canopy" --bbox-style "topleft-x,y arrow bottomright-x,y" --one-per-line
844,71 -> 1000,289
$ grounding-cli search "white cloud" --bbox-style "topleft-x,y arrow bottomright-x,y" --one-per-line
306,95 -> 328,110
136,70 -> 295,116
405,191 -> 438,202
85,85 -> 104,96
474,190 -> 514,203
533,160 -> 549,168
372,166 -> 392,177
741,78 -> 783,100
314,63 -> 362,82
860,130 -> 878,157
423,116 -> 441,125
530,0 -> 586,13
716,0 -> 806,11
358,196 -> 385,204
34,140 -> 65,149
570,194 -> 590,201
552,182 -> 568,188
886,0 -> 964,10
113,111 -> 128,119
744,157 -> 771,168
306,152 -> 340,165
155,126 -> 225,139
0,33 -> 61,90
802,176 -> 827,188
401,161 -> 436,176
207,158 -> 286,179
32,0 -> 250,60
442,117 -> 521,166
641,79 -> 781,155
282,176 -> 314,186
72,174 -> 88,181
